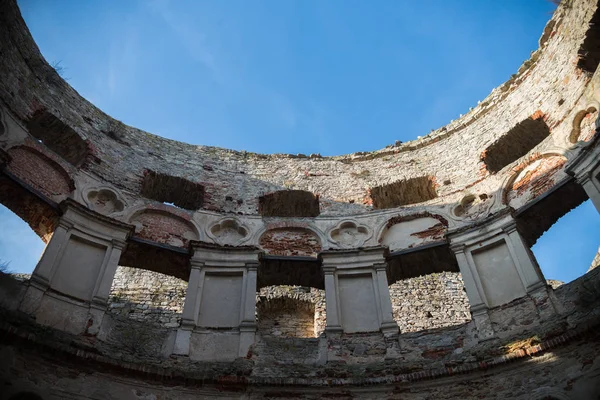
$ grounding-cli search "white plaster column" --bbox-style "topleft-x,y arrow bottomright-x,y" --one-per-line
93,239 -> 128,305
239,262 -> 259,357
181,261 -> 203,328
174,260 -> 202,356
565,139 -> 600,214
28,219 -> 72,288
174,243 -> 262,361
320,247 -> 399,335
449,244 -> 485,308
503,221 -> 545,292
20,199 -> 133,335
374,263 -> 399,335
448,243 -> 494,340
323,265 -> 342,334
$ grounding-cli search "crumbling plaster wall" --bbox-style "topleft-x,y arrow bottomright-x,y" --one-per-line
0,0 -> 598,223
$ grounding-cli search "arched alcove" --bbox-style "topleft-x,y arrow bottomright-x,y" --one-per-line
256,288 -> 325,338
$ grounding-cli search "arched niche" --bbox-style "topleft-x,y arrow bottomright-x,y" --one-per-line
379,214 -> 447,253
569,106 -> 598,143
6,145 -> 74,200
259,227 -> 321,257
256,295 -> 319,338
503,154 -> 568,209
129,208 -> 200,248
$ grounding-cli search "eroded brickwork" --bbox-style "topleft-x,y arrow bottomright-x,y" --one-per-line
131,209 -> 198,248
7,146 -> 72,198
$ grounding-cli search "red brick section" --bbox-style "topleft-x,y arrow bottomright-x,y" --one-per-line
132,209 -> 197,248
260,228 -> 321,257
579,110 -> 598,142
7,145 -> 73,198
382,212 -> 449,232
410,223 -> 446,241
505,155 -> 567,204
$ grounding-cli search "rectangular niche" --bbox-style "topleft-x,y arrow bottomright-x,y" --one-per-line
370,176 -> 437,209
141,169 -> 204,210
198,273 -> 243,328
482,117 -> 550,174
338,274 -> 379,333
51,235 -> 107,301
26,110 -> 88,166
471,240 -> 526,308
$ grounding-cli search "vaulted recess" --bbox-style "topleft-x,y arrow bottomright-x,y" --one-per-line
259,190 -> 320,217
26,110 -> 88,166
370,176 -> 438,209
482,116 -> 550,174
140,170 -> 204,210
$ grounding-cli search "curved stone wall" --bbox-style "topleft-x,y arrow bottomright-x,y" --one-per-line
1,0 -> 600,397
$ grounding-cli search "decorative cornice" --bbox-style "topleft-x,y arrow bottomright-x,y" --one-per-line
59,198 -> 135,235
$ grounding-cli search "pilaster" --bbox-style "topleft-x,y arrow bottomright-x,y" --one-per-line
20,199 -> 133,335
448,212 -> 553,340
319,247 -> 399,335
174,242 -> 262,361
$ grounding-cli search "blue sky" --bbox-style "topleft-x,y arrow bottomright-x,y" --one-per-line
1,0 -> 598,282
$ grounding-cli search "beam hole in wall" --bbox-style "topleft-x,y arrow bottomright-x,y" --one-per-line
370,176 -> 438,209
481,115 -> 550,174
259,190 -> 320,217
569,107 -> 598,143
576,5 -> 600,73
140,170 -> 204,211
257,287 -> 325,338
26,110 -> 88,166
108,266 -> 187,328
530,199 -> 599,285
